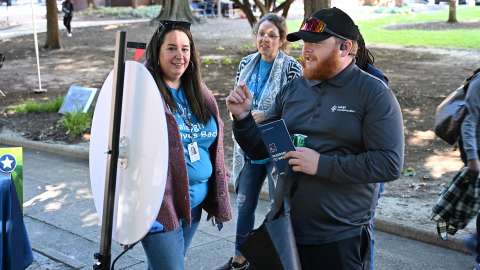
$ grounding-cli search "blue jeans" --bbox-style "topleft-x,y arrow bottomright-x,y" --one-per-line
234,161 -> 273,255
369,182 -> 384,270
141,205 -> 202,270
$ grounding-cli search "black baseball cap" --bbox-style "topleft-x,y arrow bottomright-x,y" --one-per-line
287,7 -> 360,43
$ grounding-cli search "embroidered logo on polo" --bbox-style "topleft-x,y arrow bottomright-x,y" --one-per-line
331,105 -> 355,113
0,154 -> 16,174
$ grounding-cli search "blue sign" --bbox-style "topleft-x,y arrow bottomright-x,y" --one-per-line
0,153 -> 17,174
59,85 -> 98,114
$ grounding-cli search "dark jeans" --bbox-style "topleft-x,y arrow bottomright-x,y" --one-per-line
63,15 -> 72,33
297,228 -> 370,270
234,161 -> 272,255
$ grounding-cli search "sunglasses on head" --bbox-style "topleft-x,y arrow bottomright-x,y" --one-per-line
157,20 -> 191,32
300,18 -> 348,41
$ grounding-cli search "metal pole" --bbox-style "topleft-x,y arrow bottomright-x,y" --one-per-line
30,0 -> 45,93
93,30 -> 126,270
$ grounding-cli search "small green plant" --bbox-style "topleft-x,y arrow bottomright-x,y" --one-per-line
202,57 -> 215,65
221,56 -> 233,65
11,96 -> 64,114
61,112 -> 92,137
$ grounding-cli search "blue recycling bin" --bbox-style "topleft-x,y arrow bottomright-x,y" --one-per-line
0,173 -> 33,270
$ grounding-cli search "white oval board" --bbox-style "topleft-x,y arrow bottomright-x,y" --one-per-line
89,61 -> 169,245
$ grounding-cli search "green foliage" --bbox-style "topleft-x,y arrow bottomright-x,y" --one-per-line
61,112 -> 92,137
11,96 -> 64,114
202,57 -> 214,65
287,7 -> 480,49
78,5 -> 161,19
221,56 -> 233,65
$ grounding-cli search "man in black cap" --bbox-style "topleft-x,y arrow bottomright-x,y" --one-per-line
226,7 -> 404,270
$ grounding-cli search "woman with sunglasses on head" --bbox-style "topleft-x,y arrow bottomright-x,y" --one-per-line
217,13 -> 302,270
142,20 -> 232,270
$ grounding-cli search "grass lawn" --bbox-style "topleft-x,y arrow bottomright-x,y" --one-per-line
287,7 -> 480,49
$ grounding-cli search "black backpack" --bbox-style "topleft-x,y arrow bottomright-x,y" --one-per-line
434,69 -> 480,145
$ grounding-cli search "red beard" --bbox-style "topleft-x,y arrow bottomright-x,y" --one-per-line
302,52 -> 342,81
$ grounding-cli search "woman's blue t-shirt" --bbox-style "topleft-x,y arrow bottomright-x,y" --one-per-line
150,87 -> 217,233
168,87 -> 218,208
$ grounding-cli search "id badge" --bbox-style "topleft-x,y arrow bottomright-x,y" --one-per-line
188,142 -> 200,163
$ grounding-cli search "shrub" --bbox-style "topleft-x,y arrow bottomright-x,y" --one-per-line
61,112 -> 92,137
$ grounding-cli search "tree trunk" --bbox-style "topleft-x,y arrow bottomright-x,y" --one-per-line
44,0 -> 61,49
87,0 -> 97,9
304,0 -> 330,20
154,0 -> 197,23
447,0 -> 457,23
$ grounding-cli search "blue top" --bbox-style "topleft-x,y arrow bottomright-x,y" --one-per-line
247,58 -> 274,109
149,87 -> 218,233
168,87 -> 218,208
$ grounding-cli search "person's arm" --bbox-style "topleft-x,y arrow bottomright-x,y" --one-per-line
230,81 -> 285,160
316,86 -> 404,184
461,78 -> 480,171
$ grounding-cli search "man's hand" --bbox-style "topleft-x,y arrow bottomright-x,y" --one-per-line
467,159 -> 480,173
226,82 -> 252,120
252,110 -> 266,124
284,147 -> 320,175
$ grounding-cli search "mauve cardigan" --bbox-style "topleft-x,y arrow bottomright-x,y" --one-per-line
156,84 -> 232,231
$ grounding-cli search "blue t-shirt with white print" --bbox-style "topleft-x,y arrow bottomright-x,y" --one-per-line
169,87 -> 218,207
149,87 -> 217,233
